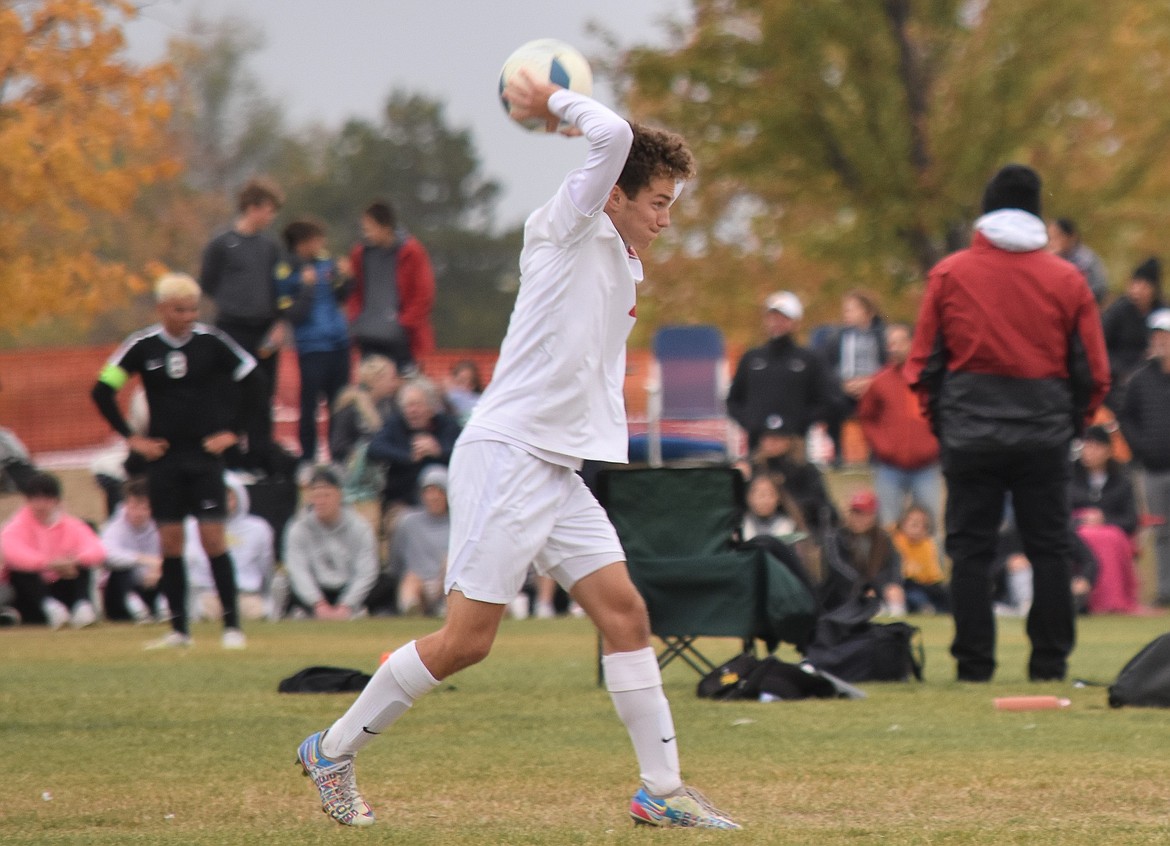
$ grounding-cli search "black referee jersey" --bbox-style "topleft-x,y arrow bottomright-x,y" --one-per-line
97,323 -> 257,450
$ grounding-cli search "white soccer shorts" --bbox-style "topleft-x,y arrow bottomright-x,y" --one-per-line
444,439 -> 625,604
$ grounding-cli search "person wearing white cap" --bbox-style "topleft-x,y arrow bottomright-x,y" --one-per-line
727,290 -> 838,451
1118,308 -> 1170,605
388,465 -> 450,616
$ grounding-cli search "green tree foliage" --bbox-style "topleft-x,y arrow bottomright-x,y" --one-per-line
283,93 -> 518,348
167,14 -> 287,194
620,0 -> 1170,336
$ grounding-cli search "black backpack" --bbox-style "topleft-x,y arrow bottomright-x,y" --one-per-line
278,666 -> 372,694
802,596 -> 924,682
1109,633 -> 1170,708
697,652 -> 863,701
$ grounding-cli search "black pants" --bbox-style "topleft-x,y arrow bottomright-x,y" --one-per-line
216,317 -> 277,467
8,569 -> 93,625
103,570 -> 160,621
943,446 -> 1076,681
296,348 -> 351,463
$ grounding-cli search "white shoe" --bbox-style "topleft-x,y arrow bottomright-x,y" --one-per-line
222,628 -> 247,649
125,592 -> 151,623
70,601 -> 98,629
534,601 -> 556,620
42,598 -> 71,631
145,631 -> 192,650
507,595 -> 530,620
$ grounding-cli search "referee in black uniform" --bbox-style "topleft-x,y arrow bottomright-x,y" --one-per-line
93,273 -> 265,649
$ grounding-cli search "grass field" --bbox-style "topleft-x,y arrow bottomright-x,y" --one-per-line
3,612 -> 1170,845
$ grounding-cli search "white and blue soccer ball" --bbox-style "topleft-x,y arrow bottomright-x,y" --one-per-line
499,38 -> 593,131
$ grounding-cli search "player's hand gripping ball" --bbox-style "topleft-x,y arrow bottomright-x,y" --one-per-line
499,38 -> 593,132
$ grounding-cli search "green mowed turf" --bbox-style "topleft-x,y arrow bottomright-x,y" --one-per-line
2,613 -> 1169,845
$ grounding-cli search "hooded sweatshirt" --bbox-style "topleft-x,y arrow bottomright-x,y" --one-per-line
282,502 -> 378,609
184,475 -> 273,594
1,506 -> 105,582
906,209 -> 1110,451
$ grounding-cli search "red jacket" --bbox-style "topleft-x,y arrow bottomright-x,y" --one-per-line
906,229 -> 1110,451
347,236 -> 436,360
857,362 -> 939,470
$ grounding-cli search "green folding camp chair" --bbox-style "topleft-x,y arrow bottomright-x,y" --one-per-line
595,465 -> 817,684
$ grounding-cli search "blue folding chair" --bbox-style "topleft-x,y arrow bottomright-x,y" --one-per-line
636,325 -> 737,467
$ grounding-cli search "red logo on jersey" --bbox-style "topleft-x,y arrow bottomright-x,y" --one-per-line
629,303 -> 637,318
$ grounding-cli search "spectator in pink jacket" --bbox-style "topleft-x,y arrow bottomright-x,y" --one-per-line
0,471 -> 105,628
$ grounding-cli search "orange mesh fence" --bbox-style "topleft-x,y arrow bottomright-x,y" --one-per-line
0,345 -> 658,461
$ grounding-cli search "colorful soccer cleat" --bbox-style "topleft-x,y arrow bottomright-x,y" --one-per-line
629,785 -> 741,830
296,731 -> 375,827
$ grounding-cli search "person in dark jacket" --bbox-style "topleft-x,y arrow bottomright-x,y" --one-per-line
727,291 -> 838,451
905,164 -> 1111,683
367,380 -> 461,511
1102,257 -> 1163,411
1069,425 -> 1141,614
1118,308 -> 1170,605
275,218 -> 353,466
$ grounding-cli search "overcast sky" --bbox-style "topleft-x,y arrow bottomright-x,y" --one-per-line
123,0 -> 693,226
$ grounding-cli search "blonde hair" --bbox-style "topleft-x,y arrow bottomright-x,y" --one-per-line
155,272 -> 201,303
356,354 -> 396,388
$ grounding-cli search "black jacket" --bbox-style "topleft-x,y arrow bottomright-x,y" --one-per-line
1119,361 -> 1170,471
727,336 -> 838,446
1068,459 -> 1139,534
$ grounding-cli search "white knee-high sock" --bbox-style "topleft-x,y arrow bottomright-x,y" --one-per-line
321,640 -> 439,758
603,647 -> 682,797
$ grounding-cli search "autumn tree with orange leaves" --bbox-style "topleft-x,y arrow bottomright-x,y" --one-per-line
0,0 -> 176,337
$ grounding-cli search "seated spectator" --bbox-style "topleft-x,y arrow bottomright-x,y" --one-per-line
368,379 -> 461,513
389,465 -> 450,616
275,217 -> 353,470
330,355 -> 401,467
184,474 -> 273,622
749,419 -> 838,535
0,425 -> 37,496
742,472 -> 804,543
0,471 -> 104,628
444,359 -> 485,425
280,466 -> 378,620
994,512 -> 1098,617
820,489 -> 905,615
99,478 -> 163,622
330,355 -> 400,532
890,504 -> 949,614
1070,425 -> 1142,614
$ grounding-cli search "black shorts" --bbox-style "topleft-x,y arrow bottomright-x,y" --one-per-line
147,450 -> 227,524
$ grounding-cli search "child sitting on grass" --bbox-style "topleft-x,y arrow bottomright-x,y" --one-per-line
890,503 -> 949,614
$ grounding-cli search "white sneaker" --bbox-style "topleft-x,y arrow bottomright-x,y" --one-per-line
534,601 -> 556,620
42,598 -> 71,631
125,592 -> 151,623
145,631 -> 192,650
70,601 -> 98,629
508,595 -> 530,620
222,628 -> 247,649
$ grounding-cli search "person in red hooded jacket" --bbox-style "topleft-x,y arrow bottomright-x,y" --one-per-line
905,164 -> 1109,683
346,200 -> 435,373
857,322 -> 941,530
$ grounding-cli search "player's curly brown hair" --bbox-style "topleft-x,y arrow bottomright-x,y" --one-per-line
616,122 -> 695,199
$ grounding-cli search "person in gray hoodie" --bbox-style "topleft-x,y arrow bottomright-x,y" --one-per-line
281,466 -> 378,620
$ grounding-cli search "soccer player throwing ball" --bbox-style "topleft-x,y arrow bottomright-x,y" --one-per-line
92,273 -> 264,650
296,70 -> 740,830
